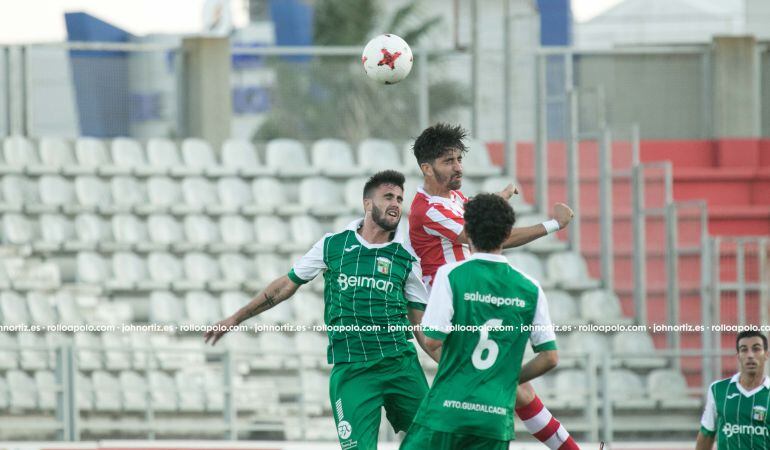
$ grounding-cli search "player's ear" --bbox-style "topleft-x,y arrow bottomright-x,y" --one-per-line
363,197 -> 373,213
420,162 -> 433,177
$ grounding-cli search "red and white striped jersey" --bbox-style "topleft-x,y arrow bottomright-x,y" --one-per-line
408,185 -> 471,287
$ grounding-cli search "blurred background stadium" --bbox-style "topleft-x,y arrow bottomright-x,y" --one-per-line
0,0 -> 768,448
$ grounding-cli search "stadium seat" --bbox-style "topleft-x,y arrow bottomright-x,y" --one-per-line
580,289 -> 629,325
181,176 -> 220,214
217,177 -> 264,215
566,331 -> 609,357
77,252 -> 110,285
183,252 -> 220,289
255,216 -> 290,251
38,175 -> 76,213
146,176 -> 182,212
1,291 -> 31,325
2,213 -> 36,245
148,370 -> 179,411
298,177 -> 349,216
92,370 -> 122,411
119,370 -> 148,412
311,139 -> 364,177
75,137 -> 124,175
74,332 -> 103,370
182,138 -> 233,177
0,374 -> 8,410
175,370 -> 206,412
185,291 -> 221,325
292,292 -> 324,327
358,139 -> 404,174
18,332 -> 48,370
147,214 -> 184,250
149,291 -> 184,324
184,214 -> 219,250
37,214 -> 75,251
0,332 -> 17,369
7,370 -> 37,410
254,253 -> 288,285
463,139 -> 502,177
111,137 -> 161,176
2,136 -> 39,174
612,331 -> 666,369
74,372 -> 94,411
44,332 -> 70,369
460,178 -> 480,197
260,299 -> 293,325
647,369 -> 701,409
217,253 -> 252,287
546,251 -> 600,290
147,138 -> 196,176
333,214 -> 360,232
504,250 -> 554,289
110,176 -> 148,213
216,215 -> 254,252
286,215 -> 324,252
0,175 -> 34,212
481,176 -> 534,214
343,177 -> 367,211
608,369 -> 655,409
516,214 -> 568,253
39,138 -> 85,176
543,289 -> 583,326
112,214 -> 149,248
265,139 -> 318,177
73,214 -> 111,250
33,370 -> 56,410
74,176 -> 113,213
27,292 -> 58,327
250,177 -> 290,214
147,252 -> 184,287
109,252 -> 148,290
202,368 -> 225,411
221,291 -> 257,326
101,332 -> 131,370
128,332 -> 152,370
52,291 -> 84,326
554,369 -> 589,409
221,138 -> 274,177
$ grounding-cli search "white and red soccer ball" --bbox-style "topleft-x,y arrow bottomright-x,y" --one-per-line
362,34 -> 413,85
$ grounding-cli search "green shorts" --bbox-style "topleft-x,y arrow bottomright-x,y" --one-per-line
400,423 -> 510,450
329,345 -> 429,450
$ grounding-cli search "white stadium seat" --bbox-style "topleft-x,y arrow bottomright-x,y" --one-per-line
222,138 -> 273,176
580,289 -> 627,324
292,292 -> 324,327
53,292 -> 85,326
358,139 -> 403,173
218,215 -> 257,250
147,252 -> 184,286
265,139 -> 318,177
481,176 -> 534,214
566,332 -> 609,357
148,370 -> 178,411
38,214 -> 75,250
181,176 -> 219,213
463,139 -> 502,177
76,373 -> 94,411
1,175 -> 37,211
110,252 -> 148,290
35,370 -> 57,410
343,177 -> 367,211
219,253 -> 254,285
92,370 -> 122,411
2,136 -> 39,174
147,214 -> 184,248
254,253 -> 288,284
184,214 -> 219,248
221,291 -> 256,326
647,369 -> 701,408
298,177 -> 349,216
543,290 -> 583,326
110,176 -> 148,212
77,252 -> 110,284
0,332 -> 17,369
554,369 -> 588,408
74,176 -> 113,212
175,370 -> 206,412
149,291 -> 184,324
217,177 -> 262,214
39,138 -> 85,175
311,139 -> 364,177
112,214 -> 149,247
38,175 -> 75,212
75,137 -> 118,174
147,138 -> 183,172
74,332 -> 103,370
185,291 -> 221,326
2,213 -> 36,245
546,251 -> 600,290
101,332 -> 131,370
74,214 -> 112,248
184,252 -> 220,287
182,138 -> 230,176
286,215 -> 324,251
252,177 -> 298,214
27,292 -> 58,327
504,250 -> 553,289
18,332 -> 47,370
612,331 -> 666,369
1,291 -> 31,325
146,176 -> 182,210
255,215 -> 290,250
7,370 -> 37,409
119,370 -> 148,412
608,369 -> 655,409
111,137 -> 160,176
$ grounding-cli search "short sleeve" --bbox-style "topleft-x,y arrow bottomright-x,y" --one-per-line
288,234 -> 329,284
404,261 -> 428,311
699,383 -> 717,436
421,265 -> 454,340
530,286 -> 557,352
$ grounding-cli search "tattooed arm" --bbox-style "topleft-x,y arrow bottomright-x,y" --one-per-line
204,276 -> 300,345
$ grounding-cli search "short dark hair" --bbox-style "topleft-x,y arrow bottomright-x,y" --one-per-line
736,330 -> 768,352
363,170 -> 405,199
412,123 -> 468,165
464,193 -> 516,252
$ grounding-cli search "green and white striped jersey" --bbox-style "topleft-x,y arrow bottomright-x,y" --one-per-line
701,373 -> 770,448
414,253 -> 556,441
287,219 -> 428,364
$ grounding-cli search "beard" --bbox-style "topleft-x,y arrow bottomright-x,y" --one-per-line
372,204 -> 400,231
435,168 -> 462,191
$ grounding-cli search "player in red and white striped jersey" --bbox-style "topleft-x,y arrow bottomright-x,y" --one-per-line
408,123 -> 580,450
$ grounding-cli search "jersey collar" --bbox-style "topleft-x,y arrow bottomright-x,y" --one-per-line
345,218 -> 405,248
470,252 -> 508,263
417,185 -> 464,209
730,373 -> 770,397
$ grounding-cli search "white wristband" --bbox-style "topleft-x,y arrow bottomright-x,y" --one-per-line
543,219 -> 561,234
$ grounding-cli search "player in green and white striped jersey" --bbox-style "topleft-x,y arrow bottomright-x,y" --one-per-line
401,193 -> 559,450
205,170 -> 437,450
696,330 -> 770,449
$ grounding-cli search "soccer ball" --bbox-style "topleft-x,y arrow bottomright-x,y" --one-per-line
361,34 -> 413,85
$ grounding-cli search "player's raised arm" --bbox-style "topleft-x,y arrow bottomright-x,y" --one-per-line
502,202 -> 574,249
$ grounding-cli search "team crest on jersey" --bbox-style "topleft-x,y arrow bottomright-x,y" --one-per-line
337,420 -> 353,439
753,405 -> 767,421
376,257 -> 392,275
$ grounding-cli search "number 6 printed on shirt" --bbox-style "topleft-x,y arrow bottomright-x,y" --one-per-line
472,318 -> 503,370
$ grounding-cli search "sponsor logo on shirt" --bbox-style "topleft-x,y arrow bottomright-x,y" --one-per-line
464,291 -> 526,308
344,244 -> 360,253
722,422 -> 769,438
726,393 -> 739,399
442,399 -> 508,416
337,273 -> 395,293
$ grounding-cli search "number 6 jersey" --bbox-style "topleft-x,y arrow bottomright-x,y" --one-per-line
416,253 -> 557,441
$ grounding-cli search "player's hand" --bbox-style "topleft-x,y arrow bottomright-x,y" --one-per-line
497,183 -> 519,201
204,316 -> 239,346
553,203 -> 574,230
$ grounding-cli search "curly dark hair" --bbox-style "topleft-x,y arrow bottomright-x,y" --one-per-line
412,123 -> 468,165
464,193 -> 516,252
736,330 -> 768,352
363,170 -> 405,198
